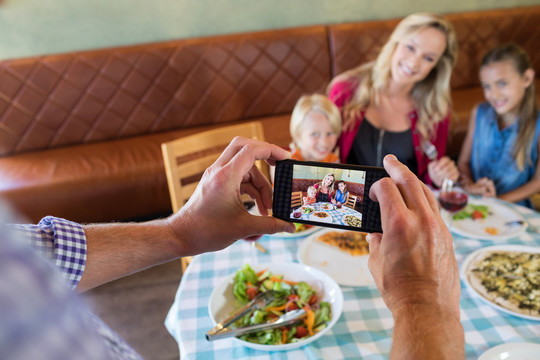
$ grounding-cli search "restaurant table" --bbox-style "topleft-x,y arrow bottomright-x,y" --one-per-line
165,199 -> 540,359
291,202 -> 362,226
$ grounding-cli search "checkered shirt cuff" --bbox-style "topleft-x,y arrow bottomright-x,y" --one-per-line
10,216 -> 87,289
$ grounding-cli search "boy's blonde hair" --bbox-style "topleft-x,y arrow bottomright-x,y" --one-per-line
481,43 -> 538,171
290,94 -> 342,149
328,13 -> 457,141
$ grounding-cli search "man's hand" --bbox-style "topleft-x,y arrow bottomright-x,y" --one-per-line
367,154 -> 460,315
366,154 -> 463,359
167,137 -> 295,255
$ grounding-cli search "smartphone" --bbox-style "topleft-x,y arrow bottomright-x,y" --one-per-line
273,159 -> 389,233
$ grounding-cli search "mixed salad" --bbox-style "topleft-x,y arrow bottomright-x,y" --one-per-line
453,204 -> 489,220
294,223 -> 313,233
232,264 -> 332,345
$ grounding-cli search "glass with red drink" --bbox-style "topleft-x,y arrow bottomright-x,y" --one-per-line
439,178 -> 468,232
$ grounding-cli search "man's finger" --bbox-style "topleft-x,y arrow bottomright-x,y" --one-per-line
215,137 -> 290,168
379,154 -> 427,210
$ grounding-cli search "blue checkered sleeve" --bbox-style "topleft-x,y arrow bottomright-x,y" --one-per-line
9,216 -> 87,289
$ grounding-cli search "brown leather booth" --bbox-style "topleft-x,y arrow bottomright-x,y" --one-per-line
292,179 -> 365,207
1,6 -> 540,223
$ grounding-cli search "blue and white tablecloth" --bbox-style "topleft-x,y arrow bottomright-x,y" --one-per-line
165,200 -> 540,359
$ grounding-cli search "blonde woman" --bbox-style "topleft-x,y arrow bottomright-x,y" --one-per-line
328,13 -> 459,187
289,94 -> 342,162
314,173 -> 335,203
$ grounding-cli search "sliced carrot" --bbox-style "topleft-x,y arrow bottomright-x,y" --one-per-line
265,303 -> 288,312
270,276 -> 298,285
282,328 -> 288,344
303,306 -> 315,336
256,269 -> 268,277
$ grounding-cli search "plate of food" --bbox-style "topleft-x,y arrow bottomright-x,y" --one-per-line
208,262 -> 343,351
309,212 -> 333,224
479,342 -> 540,360
342,214 -> 362,228
297,228 -> 375,287
448,198 -> 527,240
300,206 -> 315,215
320,203 -> 333,211
276,223 -> 322,238
461,245 -> 540,321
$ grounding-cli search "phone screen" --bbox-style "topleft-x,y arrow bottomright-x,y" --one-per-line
273,159 -> 388,233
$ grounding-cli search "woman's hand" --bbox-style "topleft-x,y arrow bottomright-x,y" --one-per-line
167,137 -> 295,255
428,156 -> 459,187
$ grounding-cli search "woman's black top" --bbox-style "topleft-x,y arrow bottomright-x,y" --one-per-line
347,117 -> 417,173
316,190 -> 330,203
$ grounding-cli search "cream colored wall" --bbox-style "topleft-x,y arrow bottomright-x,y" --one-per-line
0,0 -> 539,60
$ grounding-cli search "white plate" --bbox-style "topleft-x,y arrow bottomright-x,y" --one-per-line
297,228 -> 375,287
342,214 -> 362,228
208,262 -> 344,351
461,245 -> 540,321
479,342 -> 540,360
300,205 -> 315,214
320,203 -> 333,211
448,198 -> 527,240
274,225 -> 322,238
309,212 -> 333,224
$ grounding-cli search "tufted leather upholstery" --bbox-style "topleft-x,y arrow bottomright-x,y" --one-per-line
1,5 -> 539,223
292,179 -> 364,205
0,26 -> 330,157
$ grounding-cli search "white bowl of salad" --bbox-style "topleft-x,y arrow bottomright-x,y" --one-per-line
208,262 -> 343,351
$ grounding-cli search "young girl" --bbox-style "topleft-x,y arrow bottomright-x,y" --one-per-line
289,94 -> 342,162
303,186 -> 317,206
327,13 -> 459,187
333,180 -> 349,206
458,43 -> 540,208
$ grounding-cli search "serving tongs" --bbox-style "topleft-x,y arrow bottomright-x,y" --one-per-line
206,290 -> 307,341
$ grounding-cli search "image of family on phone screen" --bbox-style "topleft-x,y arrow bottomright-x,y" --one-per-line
290,165 -> 365,228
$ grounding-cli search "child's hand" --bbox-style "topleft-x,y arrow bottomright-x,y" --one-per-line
303,197 -> 308,206
476,177 -> 496,197
465,178 -> 496,197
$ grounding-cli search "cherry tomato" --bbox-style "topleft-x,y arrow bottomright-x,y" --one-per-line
308,294 -> 317,305
246,287 -> 258,300
295,326 -> 308,338
472,210 -> 484,220
286,301 -> 299,311
287,294 -> 299,301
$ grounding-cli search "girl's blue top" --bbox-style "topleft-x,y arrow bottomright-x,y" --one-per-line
471,102 -> 540,208
335,189 -> 349,204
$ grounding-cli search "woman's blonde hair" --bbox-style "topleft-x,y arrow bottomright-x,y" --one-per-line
290,94 -> 342,149
328,13 -> 458,140
481,43 -> 538,171
318,173 -> 335,194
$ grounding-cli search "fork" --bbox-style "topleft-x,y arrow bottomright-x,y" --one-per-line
421,141 -> 438,161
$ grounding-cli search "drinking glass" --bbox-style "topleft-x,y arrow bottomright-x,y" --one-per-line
438,178 -> 468,231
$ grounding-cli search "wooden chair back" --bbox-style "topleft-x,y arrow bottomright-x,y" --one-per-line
161,121 -> 267,272
291,191 -> 303,209
345,194 -> 357,210
161,121 -> 267,213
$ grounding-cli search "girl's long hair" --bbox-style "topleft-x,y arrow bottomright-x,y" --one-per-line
481,43 -> 538,171
328,13 -> 457,140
